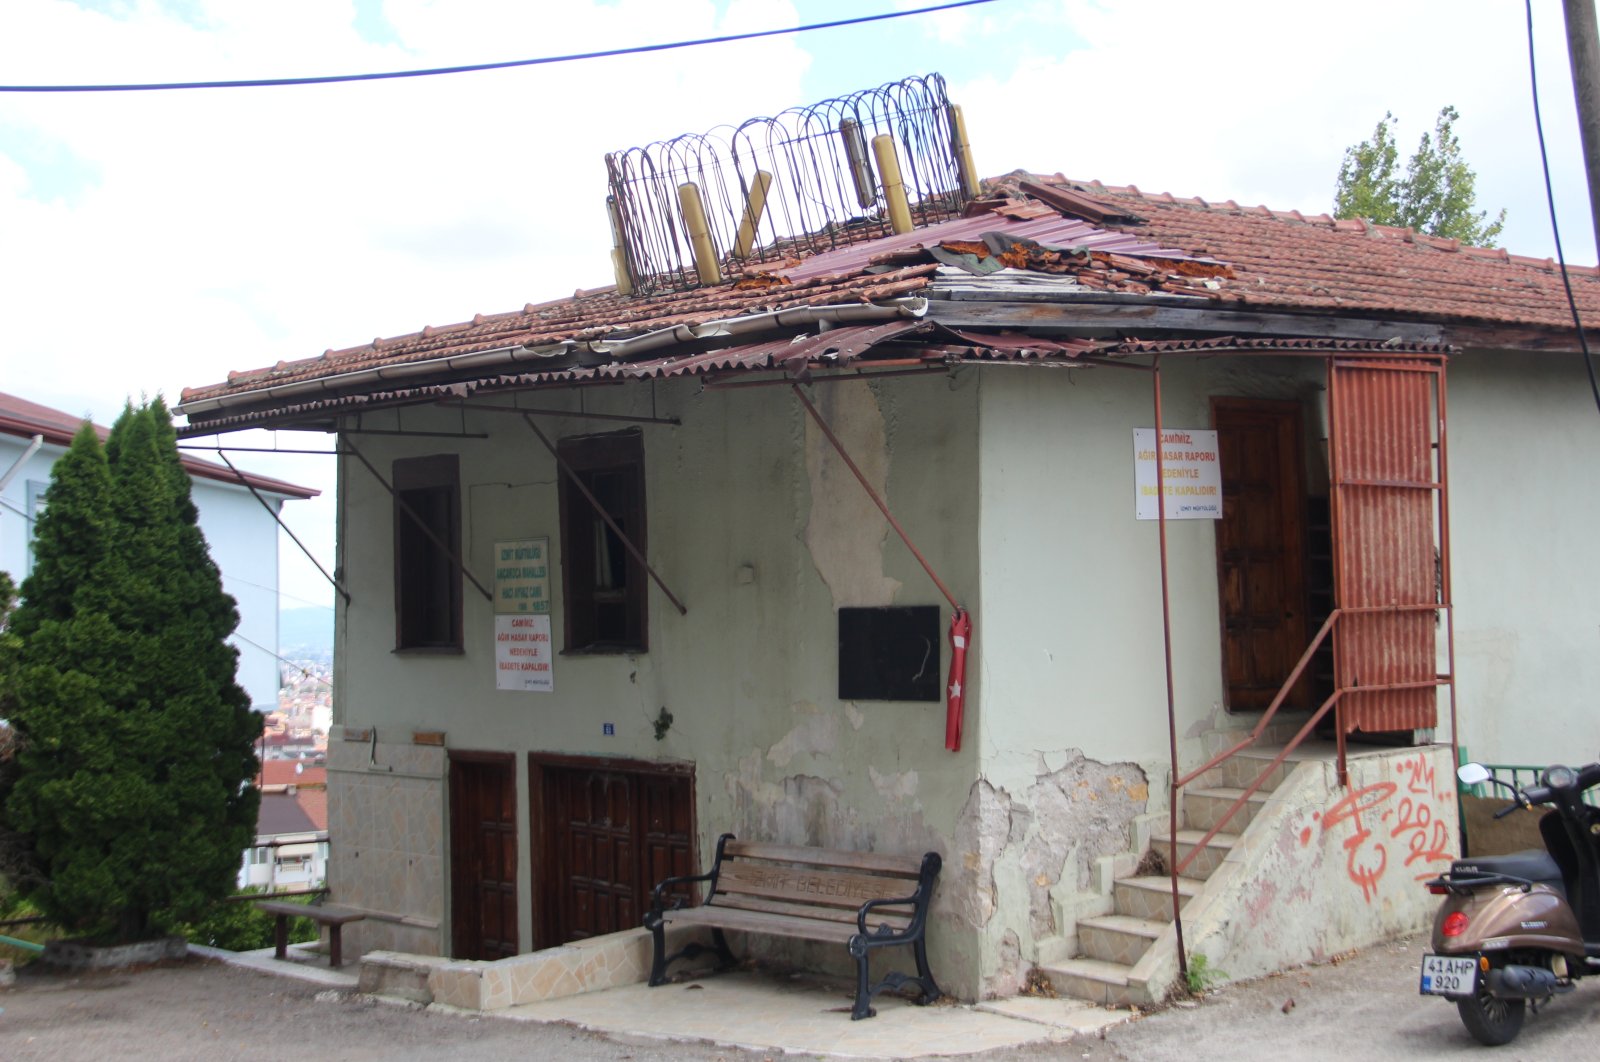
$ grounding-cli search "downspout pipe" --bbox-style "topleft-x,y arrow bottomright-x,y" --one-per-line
0,433 -> 44,493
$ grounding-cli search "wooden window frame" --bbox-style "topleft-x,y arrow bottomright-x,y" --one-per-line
557,429 -> 648,653
392,453 -> 464,653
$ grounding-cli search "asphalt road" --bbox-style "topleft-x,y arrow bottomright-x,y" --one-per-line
4,932 -> 1599,1060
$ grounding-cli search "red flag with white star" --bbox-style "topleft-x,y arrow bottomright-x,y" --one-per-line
945,608 -> 971,751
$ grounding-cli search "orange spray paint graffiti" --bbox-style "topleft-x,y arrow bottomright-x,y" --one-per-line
1297,755 -> 1456,903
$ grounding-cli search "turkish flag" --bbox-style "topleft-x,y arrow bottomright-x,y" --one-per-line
945,608 -> 971,751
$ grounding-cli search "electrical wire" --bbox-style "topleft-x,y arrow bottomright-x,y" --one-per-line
0,0 -> 998,94
1526,0 -> 1600,416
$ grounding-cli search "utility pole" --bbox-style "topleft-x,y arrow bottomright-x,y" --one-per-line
1564,0 -> 1600,259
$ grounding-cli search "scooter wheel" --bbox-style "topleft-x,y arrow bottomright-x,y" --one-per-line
1456,980 -> 1525,1046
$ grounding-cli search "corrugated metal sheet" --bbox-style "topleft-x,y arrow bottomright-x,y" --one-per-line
1330,358 -> 1443,733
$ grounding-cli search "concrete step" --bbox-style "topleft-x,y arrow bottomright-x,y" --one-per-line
1153,828 -> 1239,880
1038,956 -> 1139,1008
1183,786 -> 1270,833
357,950 -> 450,1004
1077,913 -> 1165,966
1219,753 -> 1295,792
1112,874 -> 1202,922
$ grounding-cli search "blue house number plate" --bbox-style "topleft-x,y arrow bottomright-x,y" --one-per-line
1419,954 -> 1477,996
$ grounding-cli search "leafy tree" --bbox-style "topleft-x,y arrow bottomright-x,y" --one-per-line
0,405 -> 260,942
1334,106 -> 1506,246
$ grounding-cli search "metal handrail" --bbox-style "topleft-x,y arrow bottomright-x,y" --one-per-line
1175,610 -> 1341,791
1174,691 -> 1343,876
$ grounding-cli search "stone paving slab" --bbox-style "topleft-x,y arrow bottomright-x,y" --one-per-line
189,943 -> 360,989
974,995 -> 1134,1034
484,971 -> 1102,1059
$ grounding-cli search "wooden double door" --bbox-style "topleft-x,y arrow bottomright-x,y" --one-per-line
530,756 -> 695,950
449,753 -> 697,958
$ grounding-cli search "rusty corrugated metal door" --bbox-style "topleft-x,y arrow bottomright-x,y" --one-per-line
1329,357 -> 1445,733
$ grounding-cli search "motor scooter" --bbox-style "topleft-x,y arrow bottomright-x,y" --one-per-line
1420,759 -> 1600,1045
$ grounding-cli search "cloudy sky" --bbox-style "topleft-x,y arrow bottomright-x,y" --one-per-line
2,0 -> 1592,610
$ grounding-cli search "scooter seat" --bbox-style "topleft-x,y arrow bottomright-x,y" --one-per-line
1448,849 -> 1563,888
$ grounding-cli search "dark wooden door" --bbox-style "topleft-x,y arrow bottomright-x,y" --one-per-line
1213,399 -> 1309,711
448,752 -> 518,960
533,758 -> 694,949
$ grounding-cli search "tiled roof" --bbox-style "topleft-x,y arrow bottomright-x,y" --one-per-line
295,786 -> 327,832
259,759 -> 326,787
177,172 -> 1600,424
1,390 -> 317,498
1026,174 -> 1600,329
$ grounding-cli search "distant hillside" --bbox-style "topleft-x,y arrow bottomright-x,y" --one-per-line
279,606 -> 334,656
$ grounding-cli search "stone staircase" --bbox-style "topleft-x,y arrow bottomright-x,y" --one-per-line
1038,749 -> 1294,1007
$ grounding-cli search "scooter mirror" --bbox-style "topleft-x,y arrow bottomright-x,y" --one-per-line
1457,762 -> 1491,785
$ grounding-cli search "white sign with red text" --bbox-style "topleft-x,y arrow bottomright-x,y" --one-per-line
495,614 -> 554,692
1133,428 -> 1223,520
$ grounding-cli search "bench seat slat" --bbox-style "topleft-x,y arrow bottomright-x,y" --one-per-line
722,841 -> 922,876
254,901 -> 367,926
711,892 -> 912,928
658,905 -> 866,944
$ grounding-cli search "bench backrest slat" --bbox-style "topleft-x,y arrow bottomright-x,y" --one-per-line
722,840 -> 923,877
713,862 -> 915,919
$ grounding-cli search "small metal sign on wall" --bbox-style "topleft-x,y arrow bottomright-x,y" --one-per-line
1133,428 -> 1222,520
494,538 -> 553,692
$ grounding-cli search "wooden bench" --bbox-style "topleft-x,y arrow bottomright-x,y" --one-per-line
254,899 -> 366,968
642,834 -> 941,1020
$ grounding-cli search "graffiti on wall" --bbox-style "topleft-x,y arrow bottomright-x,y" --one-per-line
1298,755 -> 1456,903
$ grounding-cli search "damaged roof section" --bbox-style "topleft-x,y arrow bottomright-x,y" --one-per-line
177,325 -> 1448,439
177,168 -> 1600,436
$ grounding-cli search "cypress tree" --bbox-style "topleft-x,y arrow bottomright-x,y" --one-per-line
0,404 -> 260,941
0,421 -> 119,914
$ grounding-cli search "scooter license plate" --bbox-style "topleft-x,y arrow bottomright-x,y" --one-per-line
1420,954 -> 1478,996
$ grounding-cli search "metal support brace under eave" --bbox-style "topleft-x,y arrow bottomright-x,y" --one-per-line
216,450 -> 351,607
343,439 -> 494,604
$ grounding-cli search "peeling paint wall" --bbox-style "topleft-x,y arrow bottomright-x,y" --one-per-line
948,754 -> 1149,996
332,372 -> 986,994
803,382 -> 901,608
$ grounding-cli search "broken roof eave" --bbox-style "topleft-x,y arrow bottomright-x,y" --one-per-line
176,297 -> 932,435
179,331 -> 1454,440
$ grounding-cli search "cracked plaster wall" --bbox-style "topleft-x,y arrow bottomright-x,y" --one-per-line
949,754 -> 1149,997
333,373 -> 984,990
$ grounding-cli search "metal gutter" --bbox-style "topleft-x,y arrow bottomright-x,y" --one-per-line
177,298 -> 928,420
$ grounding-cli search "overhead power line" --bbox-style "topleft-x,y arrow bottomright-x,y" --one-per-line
0,0 -> 998,94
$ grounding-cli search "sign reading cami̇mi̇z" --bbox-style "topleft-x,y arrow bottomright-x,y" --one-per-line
1133,428 -> 1222,520
494,538 -> 553,692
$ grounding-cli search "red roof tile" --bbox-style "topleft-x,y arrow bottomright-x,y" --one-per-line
259,759 -> 327,787
295,786 -> 328,833
1,390 -> 317,498
1041,175 -> 1600,329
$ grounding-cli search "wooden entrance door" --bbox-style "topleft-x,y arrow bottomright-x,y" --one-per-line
531,757 -> 695,949
1213,399 -> 1309,711
448,751 -> 518,960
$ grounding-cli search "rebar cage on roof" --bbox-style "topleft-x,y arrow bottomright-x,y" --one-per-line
605,73 -> 972,296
